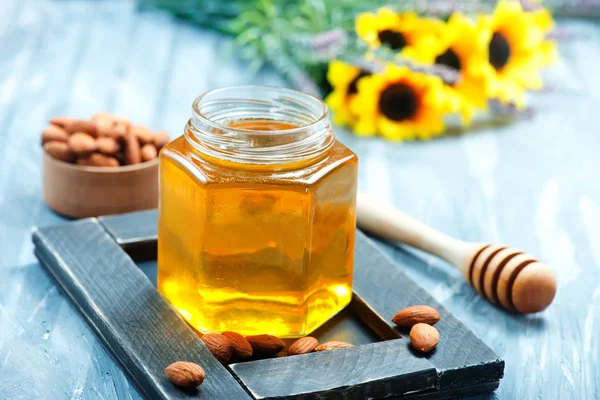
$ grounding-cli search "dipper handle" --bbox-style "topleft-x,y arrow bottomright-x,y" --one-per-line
356,193 -> 556,313
357,193 -> 478,271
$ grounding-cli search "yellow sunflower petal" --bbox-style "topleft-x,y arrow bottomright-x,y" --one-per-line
327,61 -> 360,88
325,91 -> 354,127
355,8 -> 401,48
378,117 -> 417,141
352,116 -> 378,137
531,7 -> 555,31
355,12 -> 382,46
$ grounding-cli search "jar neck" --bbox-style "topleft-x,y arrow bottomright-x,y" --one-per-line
184,86 -> 335,171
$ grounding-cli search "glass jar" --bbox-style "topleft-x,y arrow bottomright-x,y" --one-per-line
158,86 -> 358,338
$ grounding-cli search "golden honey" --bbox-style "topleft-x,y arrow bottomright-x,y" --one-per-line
158,86 -> 358,337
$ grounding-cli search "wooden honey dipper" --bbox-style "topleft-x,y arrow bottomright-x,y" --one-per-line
356,193 -> 557,313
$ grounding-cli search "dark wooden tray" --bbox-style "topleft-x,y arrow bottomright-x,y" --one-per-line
32,210 -> 503,399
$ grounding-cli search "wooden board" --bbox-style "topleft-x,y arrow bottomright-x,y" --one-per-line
101,210 -> 504,392
32,210 -> 504,399
231,341 -> 436,399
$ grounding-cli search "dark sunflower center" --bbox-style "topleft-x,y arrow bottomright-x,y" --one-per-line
378,83 -> 419,122
377,29 -> 407,50
347,69 -> 371,95
488,32 -> 511,70
435,48 -> 461,71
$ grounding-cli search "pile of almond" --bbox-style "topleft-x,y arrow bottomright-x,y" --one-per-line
165,333 -> 354,389
392,305 -> 441,353
41,113 -> 169,167
165,306 -> 442,390
200,332 -> 352,365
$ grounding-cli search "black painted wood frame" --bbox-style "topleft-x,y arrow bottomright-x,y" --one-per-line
32,210 -> 503,399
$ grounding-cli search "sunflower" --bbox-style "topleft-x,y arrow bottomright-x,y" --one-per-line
355,8 -> 441,58
349,65 -> 454,141
406,13 -> 490,125
478,1 -> 556,107
324,61 -> 372,127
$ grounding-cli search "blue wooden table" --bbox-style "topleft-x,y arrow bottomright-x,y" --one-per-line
0,1 -> 598,399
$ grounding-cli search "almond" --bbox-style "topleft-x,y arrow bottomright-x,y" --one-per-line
65,119 -> 97,137
78,153 -> 119,167
200,333 -> 233,364
101,123 -> 128,141
132,125 -> 154,144
222,332 -> 253,361
111,114 -> 131,125
91,112 -> 113,123
91,112 -> 127,123
92,112 -> 128,139
96,137 -> 120,155
44,141 -> 75,163
124,129 -> 141,165
392,305 -> 440,328
42,125 -> 69,145
313,341 -> 353,352
288,336 -> 318,356
49,116 -> 73,129
409,323 -> 439,353
68,132 -> 97,155
165,361 -> 205,389
245,334 -> 285,357
76,156 -> 93,166
154,130 -> 170,150
95,115 -> 129,141
141,143 -> 158,162
115,151 -> 126,166
94,114 -> 115,132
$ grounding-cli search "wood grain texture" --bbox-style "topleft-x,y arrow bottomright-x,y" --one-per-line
42,153 -> 159,219
99,210 -> 160,260
403,382 -> 500,400
230,341 -> 437,399
32,219 -> 250,400
99,210 -> 160,246
0,0 -> 598,397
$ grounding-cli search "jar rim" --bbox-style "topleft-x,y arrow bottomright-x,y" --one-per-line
191,85 -> 330,134
186,85 -> 335,169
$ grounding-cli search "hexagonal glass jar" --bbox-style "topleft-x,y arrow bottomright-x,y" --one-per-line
158,86 -> 358,338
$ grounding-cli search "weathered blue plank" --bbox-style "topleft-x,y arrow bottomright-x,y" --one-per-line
63,1 -> 138,118
0,3 -> 150,398
111,9 -> 175,124
155,20 -> 285,136
0,0 -> 598,398
0,262 -> 142,400
0,0 -> 92,268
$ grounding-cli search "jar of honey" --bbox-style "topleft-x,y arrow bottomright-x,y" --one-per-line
158,86 -> 358,338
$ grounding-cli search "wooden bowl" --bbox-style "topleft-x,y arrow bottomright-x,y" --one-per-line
42,151 -> 158,219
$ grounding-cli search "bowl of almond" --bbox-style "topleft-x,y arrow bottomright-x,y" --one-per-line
41,112 -> 169,219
